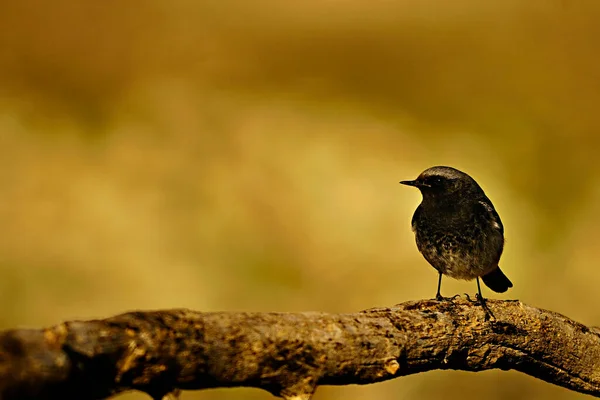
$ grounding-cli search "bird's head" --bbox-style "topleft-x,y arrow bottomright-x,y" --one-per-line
400,166 -> 483,200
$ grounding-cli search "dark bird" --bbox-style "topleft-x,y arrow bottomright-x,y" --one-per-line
400,166 -> 512,305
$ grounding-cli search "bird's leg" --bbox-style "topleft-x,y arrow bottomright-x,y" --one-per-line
476,277 -> 496,321
435,272 -> 444,301
434,273 -> 458,301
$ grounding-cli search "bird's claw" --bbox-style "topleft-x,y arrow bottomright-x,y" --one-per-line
475,293 -> 496,322
435,294 -> 460,302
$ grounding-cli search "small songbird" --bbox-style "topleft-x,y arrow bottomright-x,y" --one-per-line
400,166 -> 512,303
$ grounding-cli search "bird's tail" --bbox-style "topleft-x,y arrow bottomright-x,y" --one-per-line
482,267 -> 513,293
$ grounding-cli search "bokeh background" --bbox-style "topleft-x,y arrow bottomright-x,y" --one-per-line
1,0 -> 599,399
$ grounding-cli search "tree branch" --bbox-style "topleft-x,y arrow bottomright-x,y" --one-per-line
0,298 -> 599,399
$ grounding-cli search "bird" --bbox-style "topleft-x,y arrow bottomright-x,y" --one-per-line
400,166 -> 512,306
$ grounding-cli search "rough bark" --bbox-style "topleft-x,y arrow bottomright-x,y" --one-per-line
0,297 -> 599,400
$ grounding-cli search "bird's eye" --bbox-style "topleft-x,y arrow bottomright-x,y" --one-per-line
433,177 -> 443,185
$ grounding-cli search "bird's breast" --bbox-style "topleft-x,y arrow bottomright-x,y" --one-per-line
412,205 -> 503,279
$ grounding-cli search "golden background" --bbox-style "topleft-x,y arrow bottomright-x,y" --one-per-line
1,1 -> 599,399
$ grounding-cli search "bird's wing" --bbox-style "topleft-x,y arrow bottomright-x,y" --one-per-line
476,198 -> 504,235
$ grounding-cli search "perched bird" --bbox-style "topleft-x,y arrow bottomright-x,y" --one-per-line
400,166 -> 512,303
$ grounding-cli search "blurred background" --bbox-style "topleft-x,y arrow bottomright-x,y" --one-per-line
0,0 -> 599,399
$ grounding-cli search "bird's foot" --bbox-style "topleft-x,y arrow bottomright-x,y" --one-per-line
464,293 -> 476,303
435,293 -> 460,302
475,293 -> 496,322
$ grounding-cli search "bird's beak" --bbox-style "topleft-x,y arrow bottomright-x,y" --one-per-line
400,180 -> 418,187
